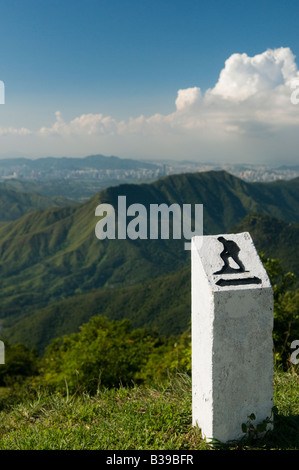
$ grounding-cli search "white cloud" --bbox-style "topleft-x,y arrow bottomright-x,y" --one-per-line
39,111 -> 118,136
175,86 -> 202,111
210,47 -> 298,102
42,47 -> 299,138
0,126 -> 31,136
2,47 -> 299,164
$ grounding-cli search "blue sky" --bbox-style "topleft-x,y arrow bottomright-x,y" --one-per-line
1,0 -> 299,164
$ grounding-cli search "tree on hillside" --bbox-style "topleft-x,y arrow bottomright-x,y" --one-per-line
261,254 -> 299,367
0,341 -> 39,387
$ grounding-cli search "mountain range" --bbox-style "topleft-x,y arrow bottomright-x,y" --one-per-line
0,170 -> 298,352
0,154 -> 163,202
0,154 -> 159,173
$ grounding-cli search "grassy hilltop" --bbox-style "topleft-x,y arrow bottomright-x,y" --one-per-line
0,371 -> 298,450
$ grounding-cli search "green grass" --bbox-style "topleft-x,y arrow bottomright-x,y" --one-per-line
0,370 -> 298,450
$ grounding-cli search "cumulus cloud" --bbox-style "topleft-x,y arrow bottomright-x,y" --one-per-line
44,48 -> 299,133
39,111 -> 118,136
210,47 -> 298,102
10,46 -> 296,163
0,126 -> 31,136
175,86 -> 202,111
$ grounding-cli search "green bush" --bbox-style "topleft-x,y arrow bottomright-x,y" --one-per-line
261,254 -> 299,366
32,314 -> 191,394
0,341 -> 39,387
36,316 -> 160,392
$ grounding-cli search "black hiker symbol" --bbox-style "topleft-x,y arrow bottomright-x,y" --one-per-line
213,236 -> 247,275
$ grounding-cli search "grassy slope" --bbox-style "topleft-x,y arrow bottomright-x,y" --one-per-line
0,371 -> 298,450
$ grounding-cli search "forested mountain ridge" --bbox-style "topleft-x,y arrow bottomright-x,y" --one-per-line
4,213 -> 299,353
0,170 -> 298,350
0,184 -> 73,221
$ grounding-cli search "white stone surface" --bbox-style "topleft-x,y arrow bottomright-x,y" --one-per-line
191,232 -> 274,443
0,341 -> 4,364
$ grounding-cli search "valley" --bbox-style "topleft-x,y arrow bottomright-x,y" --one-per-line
0,168 -> 297,351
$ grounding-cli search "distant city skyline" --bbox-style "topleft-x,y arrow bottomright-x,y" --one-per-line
1,0 -> 299,165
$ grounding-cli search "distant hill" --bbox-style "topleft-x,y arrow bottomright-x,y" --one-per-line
0,154 -> 162,201
233,213 -> 299,277
0,154 -> 158,174
0,184 -> 73,221
0,178 -> 140,202
0,170 -> 298,350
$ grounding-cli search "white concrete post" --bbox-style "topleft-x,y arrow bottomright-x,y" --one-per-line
0,340 -> 4,364
191,232 -> 273,443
